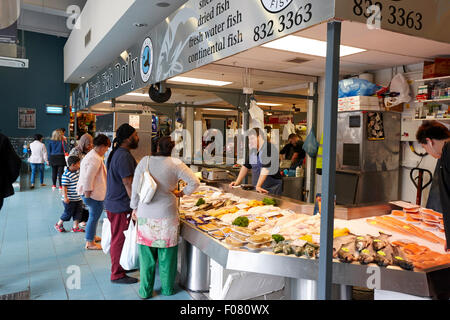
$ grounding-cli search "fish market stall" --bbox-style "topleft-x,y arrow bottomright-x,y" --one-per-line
178,183 -> 450,300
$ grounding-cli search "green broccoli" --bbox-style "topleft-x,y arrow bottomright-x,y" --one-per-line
272,234 -> 285,243
232,216 -> 249,227
195,198 -> 205,206
263,197 -> 277,206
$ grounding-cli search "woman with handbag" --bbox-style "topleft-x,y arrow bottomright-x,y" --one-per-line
130,136 -> 200,298
77,134 -> 111,250
48,129 -> 69,191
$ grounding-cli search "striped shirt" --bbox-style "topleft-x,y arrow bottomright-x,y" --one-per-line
61,169 -> 81,201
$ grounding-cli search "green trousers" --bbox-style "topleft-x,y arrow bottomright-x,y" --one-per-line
138,244 -> 178,298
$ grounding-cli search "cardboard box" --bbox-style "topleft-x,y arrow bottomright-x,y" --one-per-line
347,105 -> 381,111
346,96 -> 379,106
423,58 -> 450,79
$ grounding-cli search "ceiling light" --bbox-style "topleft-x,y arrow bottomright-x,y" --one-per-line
203,108 -> 235,111
262,35 -> 366,57
156,2 -> 170,7
168,76 -> 232,86
101,101 -> 112,104
80,76 -> 85,79
257,102 -> 282,106
126,92 -> 148,97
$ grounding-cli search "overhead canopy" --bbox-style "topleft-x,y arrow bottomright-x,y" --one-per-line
72,0 -> 450,110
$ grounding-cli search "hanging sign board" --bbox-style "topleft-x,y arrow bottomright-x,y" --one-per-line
335,0 -> 450,44
73,0 -> 335,110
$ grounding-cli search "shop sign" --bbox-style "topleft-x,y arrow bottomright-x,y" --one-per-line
335,0 -> 450,44
73,0 -> 334,110
129,114 -> 140,129
18,108 -> 36,129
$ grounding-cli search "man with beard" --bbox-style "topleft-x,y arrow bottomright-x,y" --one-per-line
280,133 -> 305,169
105,123 -> 140,284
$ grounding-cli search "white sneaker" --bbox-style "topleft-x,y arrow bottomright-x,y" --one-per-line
52,185 -> 56,191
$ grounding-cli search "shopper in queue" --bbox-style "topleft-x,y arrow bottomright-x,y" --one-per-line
48,129 -> 69,191
70,133 -> 93,161
54,156 -> 83,233
105,124 -> 139,284
0,133 -> 21,211
29,134 -> 49,189
77,134 -> 111,250
131,136 -> 200,298
416,121 -> 450,252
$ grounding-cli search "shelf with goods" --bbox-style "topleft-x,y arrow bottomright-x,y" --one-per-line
415,75 -> 450,83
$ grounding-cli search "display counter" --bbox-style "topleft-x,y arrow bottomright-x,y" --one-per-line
179,183 -> 450,299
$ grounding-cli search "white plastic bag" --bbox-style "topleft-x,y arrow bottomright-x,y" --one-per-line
386,73 -> 411,108
119,220 -> 139,270
138,156 -> 157,204
101,218 -> 111,254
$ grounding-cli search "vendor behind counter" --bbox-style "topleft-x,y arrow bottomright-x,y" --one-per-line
230,128 -> 282,195
280,133 -> 305,169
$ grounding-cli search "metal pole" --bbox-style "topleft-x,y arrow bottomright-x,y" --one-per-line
318,20 -> 341,300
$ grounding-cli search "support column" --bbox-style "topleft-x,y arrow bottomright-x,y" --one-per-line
318,20 -> 341,300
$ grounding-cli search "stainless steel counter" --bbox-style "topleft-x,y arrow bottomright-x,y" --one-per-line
180,183 -> 450,298
180,221 -> 449,298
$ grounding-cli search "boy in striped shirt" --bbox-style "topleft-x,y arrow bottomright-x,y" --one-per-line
54,156 -> 84,233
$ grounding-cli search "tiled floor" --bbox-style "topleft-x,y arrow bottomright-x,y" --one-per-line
0,171 -> 193,300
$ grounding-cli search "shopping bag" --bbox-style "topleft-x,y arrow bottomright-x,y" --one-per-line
119,220 -> 139,270
302,127 -> 320,158
101,218 -> 111,254
138,156 -> 157,204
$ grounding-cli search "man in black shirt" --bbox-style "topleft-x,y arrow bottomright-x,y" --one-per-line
280,133 -> 305,168
416,121 -> 450,251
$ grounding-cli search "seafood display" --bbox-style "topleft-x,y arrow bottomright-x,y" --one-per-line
179,186 -> 449,271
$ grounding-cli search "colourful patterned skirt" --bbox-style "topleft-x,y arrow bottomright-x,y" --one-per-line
136,216 -> 179,248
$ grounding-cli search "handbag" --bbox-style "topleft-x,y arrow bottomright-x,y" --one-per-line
138,156 -> 157,204
61,140 -> 69,164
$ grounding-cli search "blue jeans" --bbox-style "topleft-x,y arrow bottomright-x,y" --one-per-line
30,163 -> 45,185
82,196 -> 104,242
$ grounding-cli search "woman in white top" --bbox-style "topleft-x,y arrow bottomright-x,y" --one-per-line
29,134 -> 48,189
130,136 -> 200,298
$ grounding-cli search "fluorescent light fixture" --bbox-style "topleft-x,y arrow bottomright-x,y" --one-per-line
126,92 -> 148,97
46,106 -> 64,115
168,76 -> 232,86
262,35 -> 366,57
203,108 -> 235,111
101,100 -> 112,104
257,102 -> 282,106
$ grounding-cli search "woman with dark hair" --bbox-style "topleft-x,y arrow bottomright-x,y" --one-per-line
77,134 -> 111,250
416,121 -> 450,251
29,133 -> 48,189
130,136 -> 200,298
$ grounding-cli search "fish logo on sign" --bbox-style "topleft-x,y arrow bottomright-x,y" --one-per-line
260,0 -> 293,13
140,37 -> 153,83
85,83 -> 90,107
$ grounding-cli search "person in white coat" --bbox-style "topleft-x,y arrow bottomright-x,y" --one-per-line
29,134 -> 48,188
